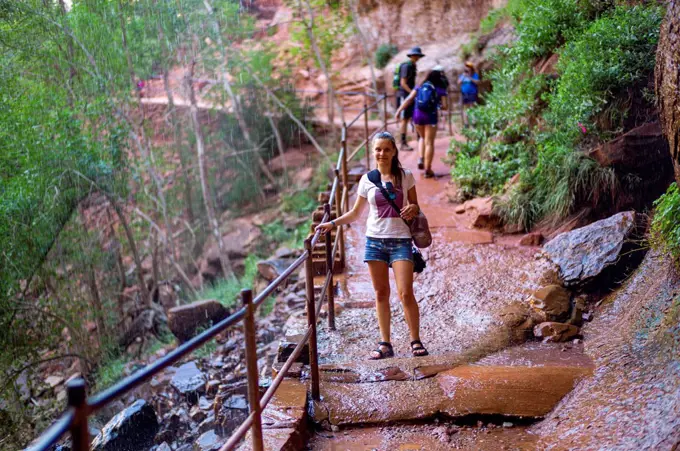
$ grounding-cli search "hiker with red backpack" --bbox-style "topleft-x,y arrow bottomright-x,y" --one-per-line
395,68 -> 449,178
393,47 -> 425,152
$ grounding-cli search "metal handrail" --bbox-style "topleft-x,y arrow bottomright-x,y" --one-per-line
26,90 -> 400,451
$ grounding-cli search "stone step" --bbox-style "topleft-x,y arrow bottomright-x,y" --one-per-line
312,343 -> 594,427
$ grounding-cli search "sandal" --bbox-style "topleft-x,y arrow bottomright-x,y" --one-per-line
411,340 -> 429,357
368,341 -> 395,360
424,169 -> 435,179
417,158 -> 424,170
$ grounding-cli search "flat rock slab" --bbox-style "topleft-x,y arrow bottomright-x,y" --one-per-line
239,380 -> 308,451
438,364 -> 591,417
317,344 -> 593,426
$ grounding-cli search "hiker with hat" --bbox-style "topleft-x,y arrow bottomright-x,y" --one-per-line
393,47 -> 425,151
395,67 -> 449,178
458,62 -> 480,128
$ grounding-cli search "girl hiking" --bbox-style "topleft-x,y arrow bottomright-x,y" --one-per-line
315,131 -> 429,360
395,68 -> 449,178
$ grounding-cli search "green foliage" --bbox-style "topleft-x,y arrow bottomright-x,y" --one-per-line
260,219 -> 312,250
651,183 -> 680,262
450,2 -> 663,228
93,356 -> 127,391
375,44 -> 398,69
196,255 -> 261,308
281,190 -> 318,215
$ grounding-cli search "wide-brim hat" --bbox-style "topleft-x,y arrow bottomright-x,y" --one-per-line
407,47 -> 425,58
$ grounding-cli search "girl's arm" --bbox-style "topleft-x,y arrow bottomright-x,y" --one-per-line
440,95 -> 449,111
395,89 -> 417,117
315,195 -> 368,233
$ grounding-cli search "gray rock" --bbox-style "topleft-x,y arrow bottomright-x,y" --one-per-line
171,362 -> 206,403
194,430 -> 224,451
225,395 -> 247,410
155,443 -> 172,451
92,399 -> 159,451
544,211 -> 638,286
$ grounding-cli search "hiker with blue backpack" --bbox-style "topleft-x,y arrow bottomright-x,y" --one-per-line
458,62 -> 480,128
393,47 -> 425,152
395,68 -> 449,178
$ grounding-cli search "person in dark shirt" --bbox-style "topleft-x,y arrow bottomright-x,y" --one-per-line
396,47 -> 425,151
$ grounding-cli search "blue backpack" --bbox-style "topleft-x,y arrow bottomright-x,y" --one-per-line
415,81 -> 438,113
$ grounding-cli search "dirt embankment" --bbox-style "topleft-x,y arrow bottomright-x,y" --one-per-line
532,250 -> 680,450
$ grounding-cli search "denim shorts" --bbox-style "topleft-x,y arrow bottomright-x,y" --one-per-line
364,237 -> 413,267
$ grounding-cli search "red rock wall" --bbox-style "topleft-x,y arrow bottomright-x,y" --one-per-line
354,0 -> 505,50
656,0 -> 680,185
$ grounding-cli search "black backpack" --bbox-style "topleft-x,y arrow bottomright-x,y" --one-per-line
392,61 -> 412,90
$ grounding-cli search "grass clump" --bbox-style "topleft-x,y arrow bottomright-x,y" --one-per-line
375,44 -> 398,69
195,254 -> 260,308
450,3 -> 663,229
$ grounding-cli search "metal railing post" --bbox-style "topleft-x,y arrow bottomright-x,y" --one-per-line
448,86 -> 453,135
324,204 -> 336,330
340,124 -> 349,213
334,168 -> 346,267
382,94 -> 387,131
363,100 -> 370,170
242,289 -> 264,451
67,379 -> 89,451
304,238 -> 321,401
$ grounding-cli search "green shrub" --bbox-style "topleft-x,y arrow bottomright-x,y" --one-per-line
93,355 -> 127,391
651,183 -> 680,262
449,2 -> 663,228
375,44 -> 398,70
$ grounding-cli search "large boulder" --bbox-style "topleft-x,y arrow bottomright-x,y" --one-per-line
167,300 -> 229,342
91,399 -> 158,451
656,0 -> 680,186
543,211 -> 638,287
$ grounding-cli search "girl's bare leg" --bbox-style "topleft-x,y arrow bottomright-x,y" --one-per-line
391,260 -> 420,341
368,261 -> 391,344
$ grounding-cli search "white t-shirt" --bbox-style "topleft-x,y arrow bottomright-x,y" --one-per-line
357,170 -> 416,239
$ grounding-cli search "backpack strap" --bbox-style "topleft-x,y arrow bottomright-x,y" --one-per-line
367,170 -> 410,227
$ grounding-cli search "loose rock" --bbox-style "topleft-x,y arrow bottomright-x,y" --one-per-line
533,322 -> 580,343
529,285 -> 571,322
194,430 -> 224,451
91,399 -> 159,451
171,361 -> 206,404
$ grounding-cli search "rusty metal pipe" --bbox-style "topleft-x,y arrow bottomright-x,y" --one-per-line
304,238 -> 321,401
67,379 -> 89,451
242,289 -> 264,451
324,203 -> 336,330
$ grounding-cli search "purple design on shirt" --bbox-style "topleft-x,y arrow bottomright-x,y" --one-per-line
374,185 -> 403,218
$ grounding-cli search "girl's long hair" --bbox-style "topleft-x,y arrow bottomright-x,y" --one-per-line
373,131 -> 404,187
426,69 -> 449,90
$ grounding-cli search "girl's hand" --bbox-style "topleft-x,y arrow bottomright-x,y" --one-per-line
400,204 -> 419,221
315,222 -> 334,234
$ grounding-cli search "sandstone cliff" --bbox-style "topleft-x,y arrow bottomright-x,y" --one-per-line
656,0 -> 680,184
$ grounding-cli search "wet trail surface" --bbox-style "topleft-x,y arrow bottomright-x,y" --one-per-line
300,132 -> 594,449
317,134 -> 552,365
